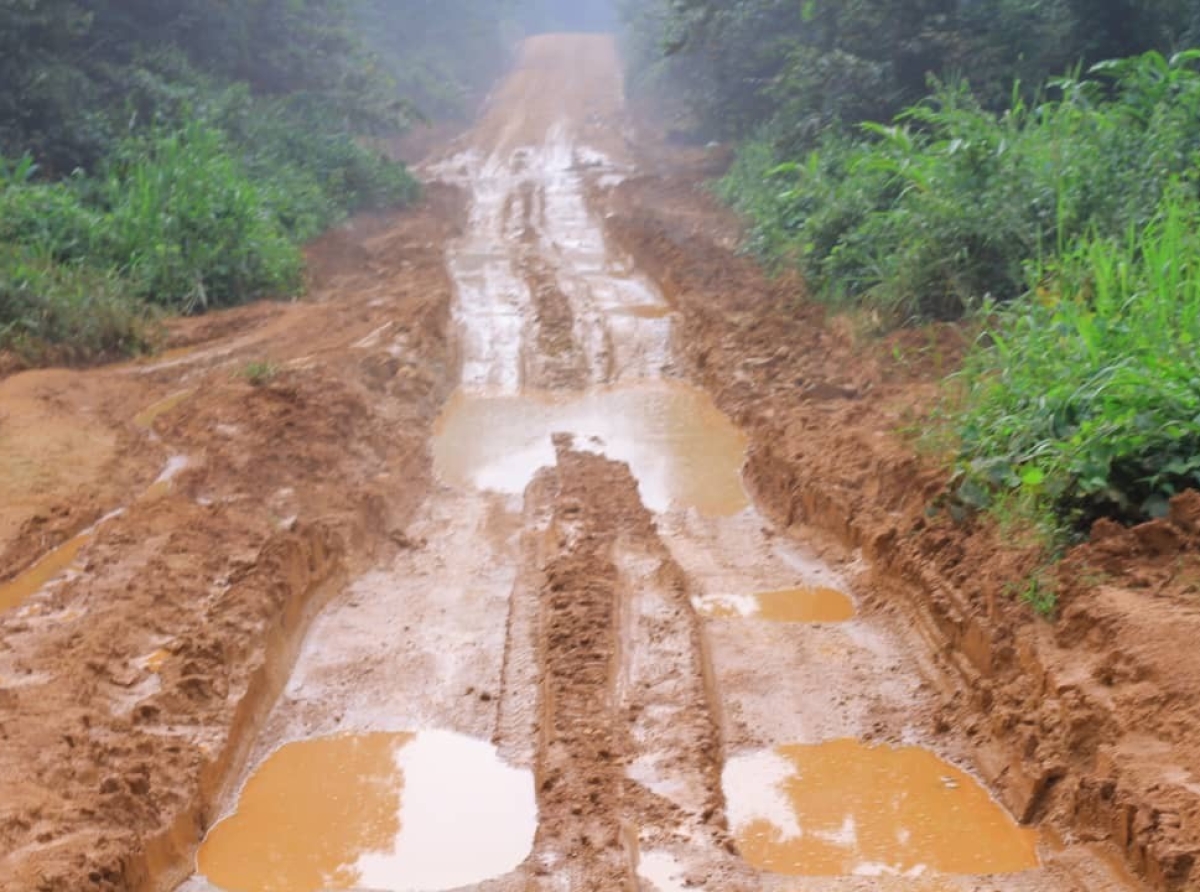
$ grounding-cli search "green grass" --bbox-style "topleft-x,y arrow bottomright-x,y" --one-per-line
240,359 -> 281,386
951,193 -> 1200,532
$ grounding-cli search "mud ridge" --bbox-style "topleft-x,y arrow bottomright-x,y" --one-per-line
512,441 -> 751,891
603,173 -> 1200,891
515,182 -> 591,389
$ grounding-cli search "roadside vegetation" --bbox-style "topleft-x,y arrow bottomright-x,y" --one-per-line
621,1 -> 1200,550
0,0 -> 606,363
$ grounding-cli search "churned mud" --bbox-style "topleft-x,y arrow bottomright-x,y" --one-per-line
0,191 -> 462,891
603,157 -> 1196,889
0,30 -> 1189,892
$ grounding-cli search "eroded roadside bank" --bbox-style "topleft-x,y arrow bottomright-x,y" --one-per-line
603,171 -> 1200,891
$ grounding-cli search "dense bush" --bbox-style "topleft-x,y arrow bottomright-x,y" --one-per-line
952,194 -> 1200,531
722,52 -> 1200,321
0,247 -> 152,360
621,0 -> 1200,150
717,52 -> 1200,530
0,111 -> 417,352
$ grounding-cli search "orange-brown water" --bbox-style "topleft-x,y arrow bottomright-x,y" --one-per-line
432,382 -> 749,516
725,739 -> 1039,878
0,531 -> 91,613
694,587 -> 856,623
134,389 -> 195,430
198,730 -> 538,892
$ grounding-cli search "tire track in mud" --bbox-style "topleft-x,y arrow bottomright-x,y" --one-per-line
508,442 -> 753,891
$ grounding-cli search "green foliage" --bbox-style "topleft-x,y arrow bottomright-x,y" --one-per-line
0,0 -> 425,361
723,53 -> 1200,322
1008,569 -> 1059,617
624,0 -> 1200,148
95,123 -> 302,312
240,359 -> 281,386
0,246 -> 153,360
952,193 -> 1200,531
718,52 -> 1200,531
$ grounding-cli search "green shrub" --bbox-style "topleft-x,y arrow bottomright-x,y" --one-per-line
723,52 -> 1200,323
0,247 -> 153,360
951,193 -> 1200,531
97,122 -> 303,313
221,95 -> 420,237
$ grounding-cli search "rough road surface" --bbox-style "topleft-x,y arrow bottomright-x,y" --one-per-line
0,32 -> 1187,892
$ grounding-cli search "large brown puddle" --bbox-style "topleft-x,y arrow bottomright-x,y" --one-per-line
693,587 -> 856,623
198,730 -> 537,892
724,740 -> 1039,878
432,382 -> 749,515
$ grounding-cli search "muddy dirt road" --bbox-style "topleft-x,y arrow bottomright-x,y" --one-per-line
0,33 -> 1169,892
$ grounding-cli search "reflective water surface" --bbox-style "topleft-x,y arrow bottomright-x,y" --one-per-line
134,389 -> 195,430
693,587 -> 856,623
432,382 -> 749,516
0,531 -> 91,613
198,730 -> 538,892
724,739 -> 1039,878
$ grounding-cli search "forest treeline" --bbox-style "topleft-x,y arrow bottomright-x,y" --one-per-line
0,0 -> 609,360
620,0 -> 1200,577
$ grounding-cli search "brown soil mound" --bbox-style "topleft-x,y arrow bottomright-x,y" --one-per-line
603,173 -> 1200,891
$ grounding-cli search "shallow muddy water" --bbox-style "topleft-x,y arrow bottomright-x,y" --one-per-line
176,33 -> 1138,892
198,731 -> 537,892
432,382 -> 749,515
692,587 -> 857,623
0,529 -> 91,613
134,388 -> 195,430
725,740 -> 1039,878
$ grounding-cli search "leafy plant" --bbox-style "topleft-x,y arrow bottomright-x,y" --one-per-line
951,191 -> 1200,531
240,360 -> 280,386
722,52 -> 1200,324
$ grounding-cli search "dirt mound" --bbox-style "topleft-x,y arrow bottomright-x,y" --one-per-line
603,173 -> 1200,891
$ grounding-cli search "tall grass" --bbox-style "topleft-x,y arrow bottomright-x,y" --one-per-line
0,96 -> 419,359
953,193 -> 1200,531
722,52 -> 1200,323
99,122 -> 303,312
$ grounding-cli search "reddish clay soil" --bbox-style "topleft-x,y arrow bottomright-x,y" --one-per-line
602,171 -> 1200,891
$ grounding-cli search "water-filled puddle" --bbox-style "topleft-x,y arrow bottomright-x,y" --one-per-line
433,382 -> 748,515
134,388 -> 195,429
198,730 -> 538,892
0,530 -> 91,613
694,587 -> 856,623
725,740 -> 1039,878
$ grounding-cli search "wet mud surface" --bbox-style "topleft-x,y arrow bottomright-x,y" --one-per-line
0,30 -> 1187,892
